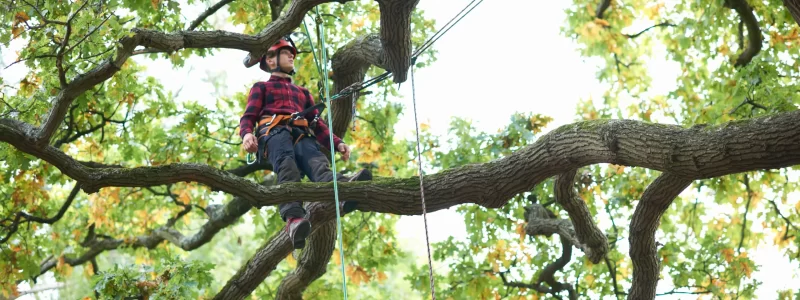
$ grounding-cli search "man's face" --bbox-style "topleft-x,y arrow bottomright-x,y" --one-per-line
268,48 -> 295,71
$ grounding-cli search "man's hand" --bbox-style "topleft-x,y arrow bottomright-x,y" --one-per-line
337,143 -> 351,161
242,133 -> 257,153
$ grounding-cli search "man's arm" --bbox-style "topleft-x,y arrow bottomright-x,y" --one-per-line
239,82 -> 264,139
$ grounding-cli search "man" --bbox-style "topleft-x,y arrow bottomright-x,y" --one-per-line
239,37 -> 371,249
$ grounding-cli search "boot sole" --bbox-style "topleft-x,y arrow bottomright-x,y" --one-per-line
292,220 -> 311,249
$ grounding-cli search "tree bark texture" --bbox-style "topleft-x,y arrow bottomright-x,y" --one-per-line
554,169 -> 608,264
627,173 -> 693,300
5,112 -> 800,216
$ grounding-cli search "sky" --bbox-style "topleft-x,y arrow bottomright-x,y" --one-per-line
2,0 -> 799,299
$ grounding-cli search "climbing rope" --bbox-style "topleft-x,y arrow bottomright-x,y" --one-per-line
409,58 -> 436,299
301,7 -> 349,299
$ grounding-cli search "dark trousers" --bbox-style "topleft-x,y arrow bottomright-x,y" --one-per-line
263,127 -> 344,221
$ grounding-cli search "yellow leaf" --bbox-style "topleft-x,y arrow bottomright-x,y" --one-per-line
795,199 -> 800,212
740,261 -> 752,278
593,18 -> 610,27
721,248 -> 734,263
179,189 -> 191,205
376,271 -> 388,282
585,274 -> 596,286
419,122 -> 430,131
233,7 -> 248,24
14,11 -> 29,26
150,0 -> 160,9
333,249 -> 341,265
516,222 -> 526,243
378,225 -> 387,234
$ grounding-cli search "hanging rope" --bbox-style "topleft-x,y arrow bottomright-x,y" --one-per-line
307,7 -> 349,300
409,58 -> 436,299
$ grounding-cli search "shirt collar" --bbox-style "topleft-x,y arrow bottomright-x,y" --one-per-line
268,75 -> 293,83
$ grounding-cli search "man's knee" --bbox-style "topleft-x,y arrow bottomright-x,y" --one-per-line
275,155 -> 301,182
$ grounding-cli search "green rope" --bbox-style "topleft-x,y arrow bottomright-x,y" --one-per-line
313,6 -> 349,299
302,18 -> 323,80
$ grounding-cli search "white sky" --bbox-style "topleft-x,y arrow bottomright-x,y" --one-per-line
2,0 -> 798,299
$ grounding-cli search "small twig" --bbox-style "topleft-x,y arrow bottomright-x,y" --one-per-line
623,22 -> 676,38
4,54 -> 57,70
1,184 -> 80,244
187,0 -> 236,30
737,174 -> 751,254
66,14 -> 113,54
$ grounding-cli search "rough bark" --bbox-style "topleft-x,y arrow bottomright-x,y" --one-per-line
5,111 -> 800,216
375,0 -> 420,83
785,0 -> 800,27
330,33 -> 388,136
213,201 -> 337,300
274,219 -> 337,299
627,173 -> 693,300
727,0 -> 762,67
554,169 -> 608,264
518,204 -> 578,299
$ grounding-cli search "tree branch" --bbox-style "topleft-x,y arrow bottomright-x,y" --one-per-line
375,0 -> 420,83
623,22 -> 675,39
520,204 -> 579,299
268,0 -> 287,23
1,184 -> 80,244
738,174 -> 752,253
213,201 -> 336,300
596,0 -> 612,19
187,0 -> 236,30
275,219 -> 337,299
727,0 -> 763,67
554,169 -> 608,263
331,33 -> 389,135
627,173 -> 693,300
4,110 -> 800,216
35,0 -> 349,147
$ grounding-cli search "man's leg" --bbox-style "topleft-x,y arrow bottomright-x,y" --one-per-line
294,136 -> 373,214
266,128 -> 310,249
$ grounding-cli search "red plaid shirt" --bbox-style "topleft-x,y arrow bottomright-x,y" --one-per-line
239,75 -> 343,150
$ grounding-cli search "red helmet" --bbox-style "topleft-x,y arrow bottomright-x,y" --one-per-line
268,39 -> 297,56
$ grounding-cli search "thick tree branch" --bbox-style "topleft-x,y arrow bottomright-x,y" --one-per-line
4,111 -> 800,216
269,0 -> 287,23
628,173 -> 693,300
375,0 -> 419,83
554,169 -> 608,263
275,219 -> 337,299
213,201 -> 337,300
726,0 -> 763,67
187,0 -> 236,31
596,0 -> 612,19
330,33 -> 389,136
1,184 -> 80,244
510,204 -> 578,299
785,0 -> 800,27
